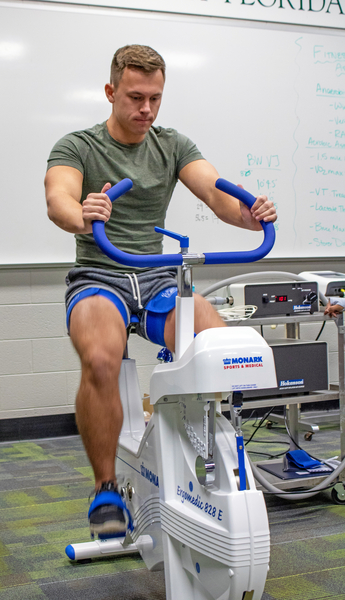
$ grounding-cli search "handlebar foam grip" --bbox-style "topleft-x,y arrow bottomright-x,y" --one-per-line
106,178 -> 133,202
215,178 -> 255,209
203,178 -> 276,263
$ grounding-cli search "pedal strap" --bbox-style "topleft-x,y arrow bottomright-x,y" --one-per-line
88,491 -> 134,532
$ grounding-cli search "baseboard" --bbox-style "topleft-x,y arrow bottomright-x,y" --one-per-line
0,413 -> 79,443
0,399 -> 339,443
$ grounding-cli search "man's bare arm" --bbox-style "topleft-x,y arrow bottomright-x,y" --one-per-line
44,165 -> 112,234
324,298 -> 345,318
179,159 -> 277,231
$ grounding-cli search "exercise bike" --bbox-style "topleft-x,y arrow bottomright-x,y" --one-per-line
66,178 -> 277,600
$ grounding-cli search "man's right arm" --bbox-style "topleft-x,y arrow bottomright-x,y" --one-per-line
44,165 -> 112,234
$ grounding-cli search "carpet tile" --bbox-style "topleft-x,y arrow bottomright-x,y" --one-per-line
0,420 -> 343,599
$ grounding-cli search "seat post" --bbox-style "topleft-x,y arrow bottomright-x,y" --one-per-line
124,315 -> 141,359
175,264 -> 194,360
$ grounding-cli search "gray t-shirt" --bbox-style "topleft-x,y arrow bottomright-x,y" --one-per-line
47,122 -> 204,272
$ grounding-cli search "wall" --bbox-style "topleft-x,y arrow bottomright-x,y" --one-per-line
1,257 -> 344,422
1,2 -> 345,265
1,1 -> 344,425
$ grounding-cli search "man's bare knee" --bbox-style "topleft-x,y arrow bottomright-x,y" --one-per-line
194,294 -> 225,332
80,345 -> 123,388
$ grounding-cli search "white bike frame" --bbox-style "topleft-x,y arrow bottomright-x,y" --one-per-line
66,178 -> 277,600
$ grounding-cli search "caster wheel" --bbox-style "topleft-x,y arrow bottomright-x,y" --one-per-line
266,421 -> 273,429
331,483 -> 345,505
304,432 -> 313,441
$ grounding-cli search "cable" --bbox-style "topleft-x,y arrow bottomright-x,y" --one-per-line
241,406 -> 345,499
247,449 -> 288,459
315,320 -> 326,341
250,457 -> 345,500
244,409 -> 290,459
217,305 -> 257,321
242,409 -> 258,426
249,407 -> 345,498
247,438 -> 290,446
244,407 -> 276,446
260,483 -> 337,495
283,407 -> 324,463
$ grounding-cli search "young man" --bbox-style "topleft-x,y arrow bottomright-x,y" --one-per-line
45,45 -> 277,539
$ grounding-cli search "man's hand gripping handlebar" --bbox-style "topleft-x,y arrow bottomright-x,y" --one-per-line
92,178 -> 276,266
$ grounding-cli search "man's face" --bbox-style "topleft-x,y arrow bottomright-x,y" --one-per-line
107,67 -> 164,143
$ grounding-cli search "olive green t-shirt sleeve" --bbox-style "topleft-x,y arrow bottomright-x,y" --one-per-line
47,134 -> 88,175
176,132 -> 204,176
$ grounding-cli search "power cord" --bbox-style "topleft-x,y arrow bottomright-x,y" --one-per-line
244,407 -> 276,446
260,483 -> 337,495
244,407 -> 290,459
247,449 -> 289,459
249,406 -> 345,499
283,406 -> 324,463
315,320 -> 326,341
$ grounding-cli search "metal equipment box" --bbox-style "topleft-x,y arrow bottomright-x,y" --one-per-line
299,271 -> 345,297
242,338 -> 328,399
229,281 -> 318,317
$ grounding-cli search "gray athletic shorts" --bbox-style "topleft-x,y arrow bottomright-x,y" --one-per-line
65,266 -> 178,346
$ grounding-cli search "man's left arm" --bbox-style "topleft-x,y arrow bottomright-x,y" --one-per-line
179,159 -> 277,231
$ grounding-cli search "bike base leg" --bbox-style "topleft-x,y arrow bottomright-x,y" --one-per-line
65,536 -> 142,561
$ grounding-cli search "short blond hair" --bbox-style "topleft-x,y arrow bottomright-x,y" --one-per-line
110,45 -> 166,88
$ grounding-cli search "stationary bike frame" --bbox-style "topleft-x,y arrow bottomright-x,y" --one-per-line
66,178 -> 277,600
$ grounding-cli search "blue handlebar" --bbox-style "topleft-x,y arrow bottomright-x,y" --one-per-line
203,179 -> 276,264
215,179 -> 255,208
106,177 -> 133,201
92,180 -> 182,267
92,178 -> 275,267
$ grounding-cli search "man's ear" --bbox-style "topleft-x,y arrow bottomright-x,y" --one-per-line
105,83 -> 115,103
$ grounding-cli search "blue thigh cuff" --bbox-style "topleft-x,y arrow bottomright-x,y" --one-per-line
145,287 -> 178,346
66,287 -> 129,332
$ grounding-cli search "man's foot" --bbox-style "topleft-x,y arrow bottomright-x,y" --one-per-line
88,481 -> 128,539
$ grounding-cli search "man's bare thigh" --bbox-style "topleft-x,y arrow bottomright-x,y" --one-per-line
69,295 -> 127,360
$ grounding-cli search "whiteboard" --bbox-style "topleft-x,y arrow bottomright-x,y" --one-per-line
0,1 -> 344,264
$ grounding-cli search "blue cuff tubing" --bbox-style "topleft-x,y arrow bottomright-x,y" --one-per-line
145,287 -> 178,346
146,312 -> 168,346
144,286 -> 178,313
66,284 -> 178,347
66,287 -> 129,331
